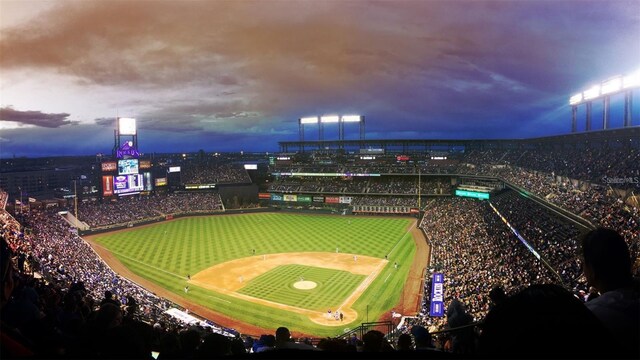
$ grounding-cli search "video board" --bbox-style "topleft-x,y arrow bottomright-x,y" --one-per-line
113,174 -> 144,195
118,159 -> 139,175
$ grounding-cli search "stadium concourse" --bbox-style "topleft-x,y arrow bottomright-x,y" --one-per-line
1,144 -> 639,358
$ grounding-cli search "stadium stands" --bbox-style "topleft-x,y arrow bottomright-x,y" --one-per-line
1,140 -> 638,357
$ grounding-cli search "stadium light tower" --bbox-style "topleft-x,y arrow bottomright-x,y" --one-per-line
569,69 -> 639,132
299,117 -> 318,152
623,70 -> 639,127
113,117 -> 138,158
297,114 -> 365,151
320,115 -> 340,142
341,115 -> 365,142
601,77 -> 622,129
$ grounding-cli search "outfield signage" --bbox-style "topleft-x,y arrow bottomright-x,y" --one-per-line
283,194 -> 297,202
298,195 -> 312,203
455,189 -> 490,200
339,196 -> 352,204
258,193 -> 271,200
313,196 -> 325,203
325,196 -> 340,204
430,273 -> 445,317
271,193 -> 283,201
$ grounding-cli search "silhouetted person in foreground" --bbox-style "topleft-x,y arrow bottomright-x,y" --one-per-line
362,329 -> 395,352
396,333 -> 413,352
411,325 -> 434,351
274,327 -> 316,351
580,228 -> 640,358
478,283 -> 617,358
444,298 -> 475,354
489,286 -> 508,310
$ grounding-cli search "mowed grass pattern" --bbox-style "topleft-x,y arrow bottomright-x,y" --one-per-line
238,264 -> 365,311
90,212 -> 416,336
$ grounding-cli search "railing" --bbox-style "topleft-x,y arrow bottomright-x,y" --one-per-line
335,321 -> 395,343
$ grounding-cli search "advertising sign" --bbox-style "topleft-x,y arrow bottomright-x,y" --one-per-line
430,273 -> 445,317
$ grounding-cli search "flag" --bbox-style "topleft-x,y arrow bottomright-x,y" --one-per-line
15,199 -> 21,205
28,197 -> 36,203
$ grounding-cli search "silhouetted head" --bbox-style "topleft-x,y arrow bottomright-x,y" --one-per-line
275,327 -> 291,342
581,228 -> 632,292
479,283 -> 613,358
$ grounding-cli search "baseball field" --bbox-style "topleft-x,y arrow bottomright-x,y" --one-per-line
85,212 -> 428,338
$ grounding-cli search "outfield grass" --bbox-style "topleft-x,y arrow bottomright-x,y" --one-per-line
90,212 -> 417,337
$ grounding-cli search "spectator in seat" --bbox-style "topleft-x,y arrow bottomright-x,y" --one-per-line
100,290 -> 120,307
362,329 -> 394,352
580,228 -> 640,357
274,326 -> 316,350
445,298 -> 476,354
411,325 -> 434,351
478,283 -> 615,358
396,333 -> 413,352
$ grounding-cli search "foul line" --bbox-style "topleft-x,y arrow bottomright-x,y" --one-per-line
338,259 -> 387,310
383,272 -> 392,283
387,221 -> 417,257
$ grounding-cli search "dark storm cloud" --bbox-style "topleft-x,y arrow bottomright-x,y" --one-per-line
0,0 -> 638,155
94,117 -> 116,127
0,107 -> 75,128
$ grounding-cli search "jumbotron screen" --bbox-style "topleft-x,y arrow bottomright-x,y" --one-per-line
113,174 -> 144,195
118,159 -> 139,175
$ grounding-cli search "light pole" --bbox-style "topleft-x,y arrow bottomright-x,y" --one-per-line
73,179 -> 79,225
18,186 -> 23,213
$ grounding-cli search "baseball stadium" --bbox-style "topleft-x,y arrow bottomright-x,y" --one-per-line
2,109 -> 639,357
1,2 -> 639,358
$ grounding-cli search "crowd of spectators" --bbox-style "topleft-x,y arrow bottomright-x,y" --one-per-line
77,193 -> 224,229
271,147 -> 638,273
182,164 -> 251,184
0,190 -> 240,358
490,190 -> 583,287
416,198 -> 555,335
268,176 -> 451,196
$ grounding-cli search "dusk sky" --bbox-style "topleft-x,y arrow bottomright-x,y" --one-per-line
1,0 -> 639,157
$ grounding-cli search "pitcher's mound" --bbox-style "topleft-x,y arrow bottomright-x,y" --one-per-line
293,280 -> 317,290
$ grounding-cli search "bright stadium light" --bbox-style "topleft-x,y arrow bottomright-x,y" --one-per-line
118,117 -> 136,135
583,85 -> 601,101
300,116 -> 319,124
623,70 -> 640,89
569,93 -> 583,105
601,77 -> 622,95
320,115 -> 340,123
341,115 -> 362,122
